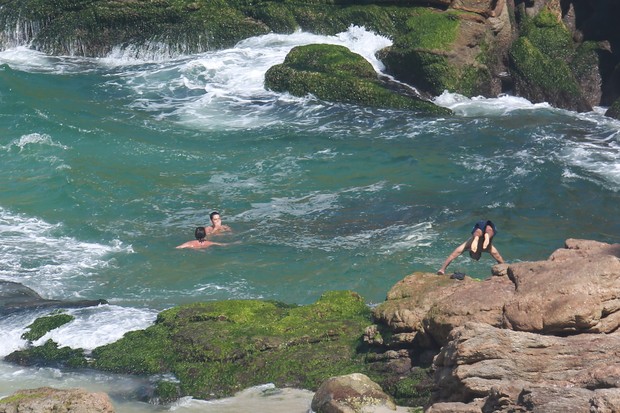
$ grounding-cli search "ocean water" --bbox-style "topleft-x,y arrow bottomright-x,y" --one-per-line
1,26 -> 619,411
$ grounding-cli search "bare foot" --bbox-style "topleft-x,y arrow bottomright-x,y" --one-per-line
470,235 -> 479,253
483,233 -> 490,250
437,269 -> 445,275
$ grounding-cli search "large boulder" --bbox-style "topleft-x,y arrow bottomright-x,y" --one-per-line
430,322 -> 620,412
367,238 -> 620,411
264,44 -> 451,115
504,243 -> 620,334
370,239 -> 620,350
0,387 -> 115,413
370,272 -> 514,349
311,373 -> 397,413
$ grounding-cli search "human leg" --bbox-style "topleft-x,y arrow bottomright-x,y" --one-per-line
470,227 -> 483,253
482,224 -> 495,250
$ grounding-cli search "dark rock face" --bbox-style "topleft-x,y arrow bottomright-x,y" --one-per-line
0,280 -> 107,315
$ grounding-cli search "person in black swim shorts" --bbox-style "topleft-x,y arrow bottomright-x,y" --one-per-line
436,220 -> 504,275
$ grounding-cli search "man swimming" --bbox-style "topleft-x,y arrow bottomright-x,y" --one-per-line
176,226 -> 227,249
436,220 -> 504,275
205,211 -> 231,235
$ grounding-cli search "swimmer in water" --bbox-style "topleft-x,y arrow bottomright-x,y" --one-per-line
176,226 -> 227,249
205,211 -> 231,235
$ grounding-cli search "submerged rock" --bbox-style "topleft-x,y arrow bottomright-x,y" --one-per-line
0,280 -> 107,315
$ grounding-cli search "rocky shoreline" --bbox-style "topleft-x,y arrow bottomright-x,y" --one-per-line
2,238 -> 619,412
1,0 -> 620,117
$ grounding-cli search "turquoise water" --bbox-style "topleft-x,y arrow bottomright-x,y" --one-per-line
1,27 -> 619,411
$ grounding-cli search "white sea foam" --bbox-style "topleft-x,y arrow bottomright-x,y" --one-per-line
169,384 -> 314,412
558,142 -> 620,191
0,46 -> 53,71
103,26 -> 392,130
1,133 -> 69,152
0,207 -> 133,298
237,192 -> 340,222
434,91 -> 552,116
0,304 -> 157,357
36,305 -> 158,350
0,46 -> 101,73
552,109 -> 620,191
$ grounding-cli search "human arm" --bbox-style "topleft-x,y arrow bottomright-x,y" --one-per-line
437,241 -> 467,275
489,245 -> 504,264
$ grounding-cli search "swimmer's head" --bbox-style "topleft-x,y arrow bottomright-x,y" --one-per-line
210,211 -> 220,221
195,226 -> 206,241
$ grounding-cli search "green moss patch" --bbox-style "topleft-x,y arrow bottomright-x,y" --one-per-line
520,9 -> 574,62
21,313 -> 75,342
265,44 -> 451,114
392,8 -> 460,51
92,291 -> 377,399
509,37 -> 581,99
5,339 -> 87,368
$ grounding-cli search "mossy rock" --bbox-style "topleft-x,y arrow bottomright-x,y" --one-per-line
1,0 -> 273,55
605,97 -> 620,120
376,7 -> 462,93
383,367 -> 433,408
91,291 -> 379,400
379,48 -> 457,96
4,339 -> 87,368
519,8 -> 574,62
395,8 -> 460,51
509,8 -> 591,112
21,312 -> 75,342
509,36 -> 590,112
265,44 -> 451,115
379,8 -> 493,97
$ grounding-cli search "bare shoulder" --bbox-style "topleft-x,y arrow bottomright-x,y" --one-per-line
176,240 -> 214,249
176,241 -> 194,249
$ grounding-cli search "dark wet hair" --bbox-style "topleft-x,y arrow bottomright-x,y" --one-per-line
209,211 -> 220,220
194,226 -> 206,242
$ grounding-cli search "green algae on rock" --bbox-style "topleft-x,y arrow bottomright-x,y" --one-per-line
21,312 -> 75,342
91,291 -> 376,400
606,97 -> 620,120
5,339 -> 88,368
265,43 -> 451,115
508,8 -> 591,112
378,8 -> 495,98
